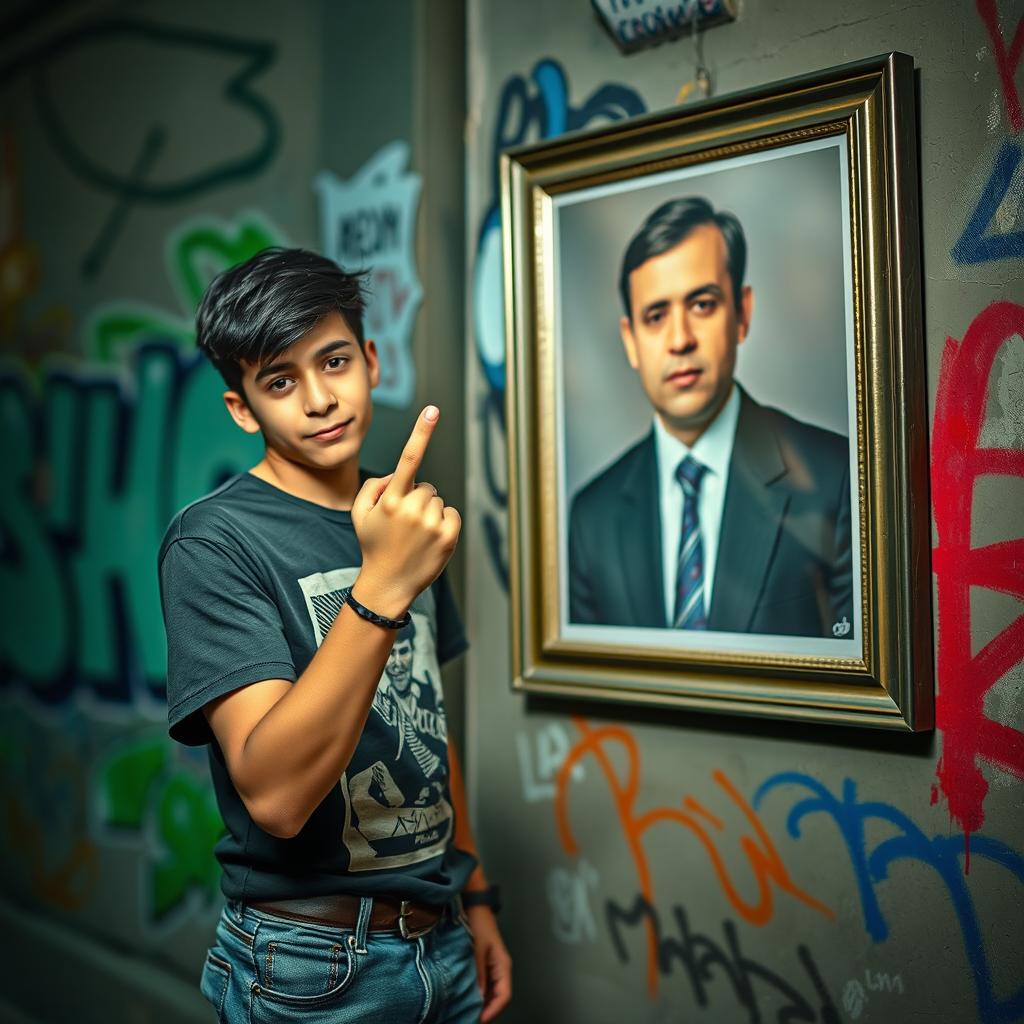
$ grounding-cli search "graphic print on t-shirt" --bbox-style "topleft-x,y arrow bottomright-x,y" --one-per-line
297,566 -> 452,872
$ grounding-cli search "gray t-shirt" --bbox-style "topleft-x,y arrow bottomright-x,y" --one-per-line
158,471 -> 473,905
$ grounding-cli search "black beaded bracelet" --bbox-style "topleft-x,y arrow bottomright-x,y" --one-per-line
461,884 -> 502,914
343,588 -> 411,631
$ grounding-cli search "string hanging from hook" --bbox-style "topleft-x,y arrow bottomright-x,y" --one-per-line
692,0 -> 712,98
675,0 -> 713,104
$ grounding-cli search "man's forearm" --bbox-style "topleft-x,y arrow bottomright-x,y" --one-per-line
229,596 -> 396,837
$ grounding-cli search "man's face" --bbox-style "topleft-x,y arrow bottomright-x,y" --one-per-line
228,311 -> 379,473
385,638 -> 414,693
620,223 -> 753,446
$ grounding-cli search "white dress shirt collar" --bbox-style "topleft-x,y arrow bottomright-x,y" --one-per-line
653,384 -> 741,490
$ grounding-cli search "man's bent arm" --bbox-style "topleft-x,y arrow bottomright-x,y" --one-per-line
204,595 -> 399,839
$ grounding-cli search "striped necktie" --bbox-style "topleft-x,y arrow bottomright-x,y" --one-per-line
673,455 -> 708,629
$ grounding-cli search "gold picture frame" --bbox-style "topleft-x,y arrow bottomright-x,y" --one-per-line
502,53 -> 932,730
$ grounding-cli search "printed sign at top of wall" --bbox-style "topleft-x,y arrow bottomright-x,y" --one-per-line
591,0 -> 736,52
315,142 -> 423,408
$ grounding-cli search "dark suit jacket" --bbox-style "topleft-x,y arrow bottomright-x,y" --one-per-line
568,389 -> 853,637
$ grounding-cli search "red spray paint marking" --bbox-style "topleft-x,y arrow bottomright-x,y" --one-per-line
932,302 -> 1024,859
977,0 -> 1024,133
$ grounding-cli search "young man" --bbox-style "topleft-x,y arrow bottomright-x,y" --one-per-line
158,248 -> 511,1023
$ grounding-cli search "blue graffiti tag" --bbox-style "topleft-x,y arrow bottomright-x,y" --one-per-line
951,138 -> 1024,265
472,59 -> 646,588
754,772 -> 1024,1024
474,59 -> 646,393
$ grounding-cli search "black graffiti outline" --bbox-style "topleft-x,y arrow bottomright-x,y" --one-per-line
2,18 -> 281,202
1,19 -> 280,277
606,893 -> 840,1023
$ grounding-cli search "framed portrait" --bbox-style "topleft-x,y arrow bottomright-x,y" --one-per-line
502,53 -> 932,730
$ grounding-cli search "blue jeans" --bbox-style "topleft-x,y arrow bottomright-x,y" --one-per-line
200,898 -> 483,1023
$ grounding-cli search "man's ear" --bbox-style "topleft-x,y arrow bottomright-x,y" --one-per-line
737,285 -> 754,344
619,316 -> 640,370
362,338 -> 381,389
223,390 -> 262,434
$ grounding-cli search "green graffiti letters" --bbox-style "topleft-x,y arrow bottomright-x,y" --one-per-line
152,772 -> 223,918
100,737 -> 222,920
101,738 -> 169,828
74,348 -> 178,689
1,346 -> 262,705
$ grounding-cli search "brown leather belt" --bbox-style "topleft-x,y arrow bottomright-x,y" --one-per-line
250,894 -> 446,939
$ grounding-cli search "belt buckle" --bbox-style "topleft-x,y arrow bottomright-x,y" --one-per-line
398,900 -> 433,940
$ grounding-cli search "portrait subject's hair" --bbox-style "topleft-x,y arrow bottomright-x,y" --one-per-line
195,247 -> 368,400
618,197 -> 747,320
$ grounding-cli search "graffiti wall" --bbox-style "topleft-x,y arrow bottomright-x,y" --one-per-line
0,2 -> 466,1019
4,0 -> 1022,1020
464,1 -> 1024,1022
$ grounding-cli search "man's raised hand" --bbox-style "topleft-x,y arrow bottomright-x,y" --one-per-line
351,406 -> 461,620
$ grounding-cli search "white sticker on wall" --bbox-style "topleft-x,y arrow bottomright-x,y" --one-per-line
315,142 -> 423,408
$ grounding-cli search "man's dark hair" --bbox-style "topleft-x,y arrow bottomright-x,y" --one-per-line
196,247 -> 368,401
618,197 -> 747,321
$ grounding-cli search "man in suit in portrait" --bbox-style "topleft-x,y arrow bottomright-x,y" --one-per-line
568,197 -> 853,637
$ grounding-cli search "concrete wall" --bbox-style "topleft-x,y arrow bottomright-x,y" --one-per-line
0,1 -> 465,1019
464,2 -> 1024,1022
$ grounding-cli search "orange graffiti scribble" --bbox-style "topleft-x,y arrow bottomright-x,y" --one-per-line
6,797 -> 99,911
554,717 -> 833,996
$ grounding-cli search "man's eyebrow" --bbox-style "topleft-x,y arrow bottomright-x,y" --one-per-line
640,298 -> 670,318
254,339 -> 353,383
683,283 -> 724,303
